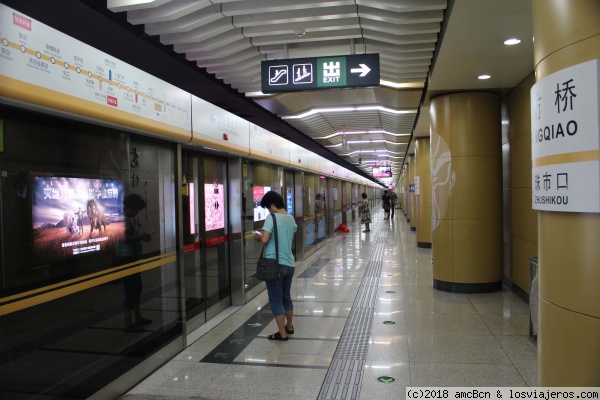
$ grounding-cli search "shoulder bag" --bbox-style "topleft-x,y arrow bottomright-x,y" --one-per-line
256,213 -> 280,281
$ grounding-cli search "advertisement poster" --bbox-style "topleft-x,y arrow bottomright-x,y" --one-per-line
252,186 -> 271,221
204,183 -> 224,231
317,216 -> 326,239
373,166 -> 392,178
286,187 -> 293,215
305,222 -> 316,246
32,175 -> 124,264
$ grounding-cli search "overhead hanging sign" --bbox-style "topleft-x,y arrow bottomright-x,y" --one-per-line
531,59 -> 600,212
261,53 -> 379,93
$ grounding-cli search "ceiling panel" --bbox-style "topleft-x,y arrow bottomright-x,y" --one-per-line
100,0 -> 534,183
103,0 -> 447,181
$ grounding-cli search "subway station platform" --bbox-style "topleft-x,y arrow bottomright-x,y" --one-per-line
123,210 -> 537,400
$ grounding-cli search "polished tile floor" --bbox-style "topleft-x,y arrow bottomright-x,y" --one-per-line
124,209 -> 537,400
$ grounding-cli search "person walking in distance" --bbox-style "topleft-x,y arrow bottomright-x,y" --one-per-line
359,192 -> 371,232
254,191 -> 297,341
389,189 -> 398,218
382,190 -> 391,220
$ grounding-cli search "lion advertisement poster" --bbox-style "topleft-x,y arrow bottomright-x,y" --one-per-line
31,175 -> 124,265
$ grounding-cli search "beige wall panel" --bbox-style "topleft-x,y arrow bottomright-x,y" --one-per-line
511,133 -> 533,189
417,206 -> 432,244
430,95 -> 453,151
532,0 -> 600,67
451,156 -> 502,220
536,36 -> 600,79
512,187 -> 538,244
406,157 -> 413,220
416,138 -> 432,209
431,155 -> 454,222
512,236 -> 537,293
538,298 -> 600,386
508,74 -> 535,141
417,172 -> 432,210
416,138 -> 432,245
432,218 -> 453,282
416,174 -> 431,208
452,219 -> 503,283
409,155 -> 418,228
448,93 -> 501,157
539,212 -> 600,319
254,164 -> 277,186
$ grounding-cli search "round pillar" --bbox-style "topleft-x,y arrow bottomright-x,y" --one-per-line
430,92 -> 502,293
416,138 -> 432,247
532,0 -> 600,386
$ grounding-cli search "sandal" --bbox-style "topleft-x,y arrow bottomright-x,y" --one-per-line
268,332 -> 288,341
285,326 -> 294,335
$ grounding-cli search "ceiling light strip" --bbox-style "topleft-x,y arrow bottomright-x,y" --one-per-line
282,106 -> 418,120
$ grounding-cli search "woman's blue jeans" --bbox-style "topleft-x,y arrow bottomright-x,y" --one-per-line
265,264 -> 294,316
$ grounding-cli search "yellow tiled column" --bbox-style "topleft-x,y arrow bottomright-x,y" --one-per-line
416,138 -> 432,247
532,0 -> 600,386
401,164 -> 408,216
430,93 -> 502,292
408,154 -> 417,230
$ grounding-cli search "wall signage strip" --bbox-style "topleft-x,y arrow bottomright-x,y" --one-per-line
261,54 -> 380,93
0,5 -> 380,187
531,59 -> 600,212
0,4 -> 191,134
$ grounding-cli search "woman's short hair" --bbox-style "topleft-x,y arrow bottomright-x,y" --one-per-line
362,192 -> 367,199
260,190 -> 285,209
124,193 -> 146,212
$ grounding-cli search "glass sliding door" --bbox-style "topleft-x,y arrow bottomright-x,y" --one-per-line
181,152 -> 230,332
202,157 -> 230,320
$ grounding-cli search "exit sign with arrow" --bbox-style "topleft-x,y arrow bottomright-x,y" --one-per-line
261,53 -> 380,93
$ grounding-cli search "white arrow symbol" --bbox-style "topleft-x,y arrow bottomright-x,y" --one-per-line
350,64 -> 371,77
214,352 -> 230,359
247,323 -> 263,327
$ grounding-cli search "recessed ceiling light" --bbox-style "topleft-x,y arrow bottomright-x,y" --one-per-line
478,74 -> 491,80
504,38 -> 521,45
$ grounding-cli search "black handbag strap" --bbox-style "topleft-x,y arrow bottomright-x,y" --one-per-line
259,213 -> 279,263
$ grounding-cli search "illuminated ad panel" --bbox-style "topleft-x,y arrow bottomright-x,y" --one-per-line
204,183 -> 225,231
31,175 -> 124,263
252,186 -> 271,221
372,166 -> 392,178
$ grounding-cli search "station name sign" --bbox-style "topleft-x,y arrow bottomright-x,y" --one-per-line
531,59 -> 600,212
261,53 -> 380,93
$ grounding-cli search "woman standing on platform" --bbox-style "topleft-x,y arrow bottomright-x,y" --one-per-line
255,191 -> 297,341
359,192 -> 371,232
